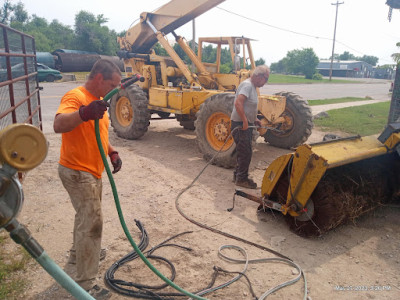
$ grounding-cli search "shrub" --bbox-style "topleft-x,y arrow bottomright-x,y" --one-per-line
312,72 -> 323,80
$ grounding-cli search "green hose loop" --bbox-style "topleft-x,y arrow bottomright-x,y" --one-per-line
95,88 -> 207,300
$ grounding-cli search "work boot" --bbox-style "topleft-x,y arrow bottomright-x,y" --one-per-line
68,248 -> 107,264
235,178 -> 257,189
87,285 -> 111,300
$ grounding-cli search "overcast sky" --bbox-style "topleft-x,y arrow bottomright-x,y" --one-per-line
21,0 -> 400,66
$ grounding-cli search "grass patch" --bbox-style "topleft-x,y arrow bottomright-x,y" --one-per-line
308,96 -> 372,106
0,231 -> 32,299
313,101 -> 390,136
70,72 -> 89,81
268,74 -> 361,84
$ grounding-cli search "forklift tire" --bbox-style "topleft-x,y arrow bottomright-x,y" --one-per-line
179,120 -> 195,130
157,112 -> 171,119
195,93 -> 236,168
264,91 -> 313,149
109,84 -> 150,140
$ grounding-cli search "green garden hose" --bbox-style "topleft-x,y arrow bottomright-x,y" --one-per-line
95,80 -> 207,300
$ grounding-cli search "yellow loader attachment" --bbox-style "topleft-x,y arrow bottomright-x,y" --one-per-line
234,124 -> 400,237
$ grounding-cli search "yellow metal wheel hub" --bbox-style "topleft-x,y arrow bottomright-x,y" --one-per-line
279,111 -> 294,135
0,123 -> 47,171
205,112 -> 233,151
116,96 -> 133,127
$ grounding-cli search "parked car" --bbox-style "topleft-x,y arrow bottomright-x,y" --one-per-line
36,63 -> 63,82
0,63 -> 62,82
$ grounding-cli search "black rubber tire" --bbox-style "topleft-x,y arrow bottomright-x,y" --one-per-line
109,85 -> 150,140
194,93 -> 236,168
157,112 -> 171,119
179,120 -> 195,130
46,74 -> 55,82
264,91 -> 313,149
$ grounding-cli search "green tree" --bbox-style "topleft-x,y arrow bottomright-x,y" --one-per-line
358,55 -> 378,66
9,1 -> 27,23
220,47 -> 232,64
376,64 -> 396,69
255,57 -> 266,66
337,51 -> 379,66
338,51 -> 356,60
48,20 -> 75,49
286,48 -> 319,79
74,10 -> 119,55
22,15 -> 53,51
173,42 -> 190,64
201,44 -> 216,63
0,0 -> 13,24
270,57 -> 288,74
392,42 -> 400,63
152,42 -> 169,56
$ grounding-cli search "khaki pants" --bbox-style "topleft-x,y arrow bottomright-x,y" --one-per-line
58,164 -> 103,290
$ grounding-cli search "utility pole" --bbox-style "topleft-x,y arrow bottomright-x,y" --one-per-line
329,1 -> 344,81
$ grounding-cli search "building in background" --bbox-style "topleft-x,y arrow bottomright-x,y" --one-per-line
372,66 -> 396,80
317,60 -> 374,78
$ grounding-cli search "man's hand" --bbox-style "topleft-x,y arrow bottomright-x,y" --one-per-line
241,122 -> 249,130
79,100 -> 109,122
109,151 -> 122,174
254,120 -> 262,128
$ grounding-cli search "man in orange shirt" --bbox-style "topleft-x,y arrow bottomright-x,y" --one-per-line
54,59 -> 122,299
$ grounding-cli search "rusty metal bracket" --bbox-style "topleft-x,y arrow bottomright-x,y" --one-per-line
229,189 -> 284,213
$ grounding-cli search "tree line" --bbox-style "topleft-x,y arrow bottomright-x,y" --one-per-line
1,1 -> 384,78
0,1 -> 266,73
0,1 -> 121,55
270,49 -> 383,80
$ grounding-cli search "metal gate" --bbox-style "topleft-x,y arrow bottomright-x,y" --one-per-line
0,23 -> 42,131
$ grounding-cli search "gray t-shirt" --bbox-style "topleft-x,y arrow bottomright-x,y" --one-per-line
230,78 -> 258,123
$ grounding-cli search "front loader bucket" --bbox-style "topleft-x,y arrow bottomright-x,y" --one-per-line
261,134 -> 400,237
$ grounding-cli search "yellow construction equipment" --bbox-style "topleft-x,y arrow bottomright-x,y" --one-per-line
110,0 -> 313,168
112,0 -> 399,236
231,1 -> 400,237
235,67 -> 400,237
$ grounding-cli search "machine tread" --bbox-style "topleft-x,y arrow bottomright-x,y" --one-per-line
109,85 -> 150,139
195,93 -> 236,168
264,91 -> 313,149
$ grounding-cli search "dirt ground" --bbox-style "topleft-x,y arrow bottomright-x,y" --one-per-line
9,112 -> 400,299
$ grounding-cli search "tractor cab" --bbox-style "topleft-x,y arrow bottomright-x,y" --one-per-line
197,36 -> 256,90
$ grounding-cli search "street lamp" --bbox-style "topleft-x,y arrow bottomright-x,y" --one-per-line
387,0 -> 400,21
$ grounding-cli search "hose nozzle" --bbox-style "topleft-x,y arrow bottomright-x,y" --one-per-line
121,74 -> 145,89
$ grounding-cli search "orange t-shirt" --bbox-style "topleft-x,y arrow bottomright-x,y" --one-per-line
56,86 -> 109,178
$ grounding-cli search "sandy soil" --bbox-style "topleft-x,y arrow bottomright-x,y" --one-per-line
8,115 -> 400,299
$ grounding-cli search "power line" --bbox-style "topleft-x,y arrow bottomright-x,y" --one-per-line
217,6 -> 332,41
216,5 -> 394,64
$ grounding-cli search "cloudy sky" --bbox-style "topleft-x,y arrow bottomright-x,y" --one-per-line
21,0 -> 400,66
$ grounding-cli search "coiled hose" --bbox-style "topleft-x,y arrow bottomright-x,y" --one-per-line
95,77 -> 207,300
97,78 -> 306,299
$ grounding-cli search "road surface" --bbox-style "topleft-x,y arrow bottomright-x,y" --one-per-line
262,78 -> 392,101
38,79 -> 392,133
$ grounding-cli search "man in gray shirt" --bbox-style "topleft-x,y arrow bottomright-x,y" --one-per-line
230,65 -> 270,189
